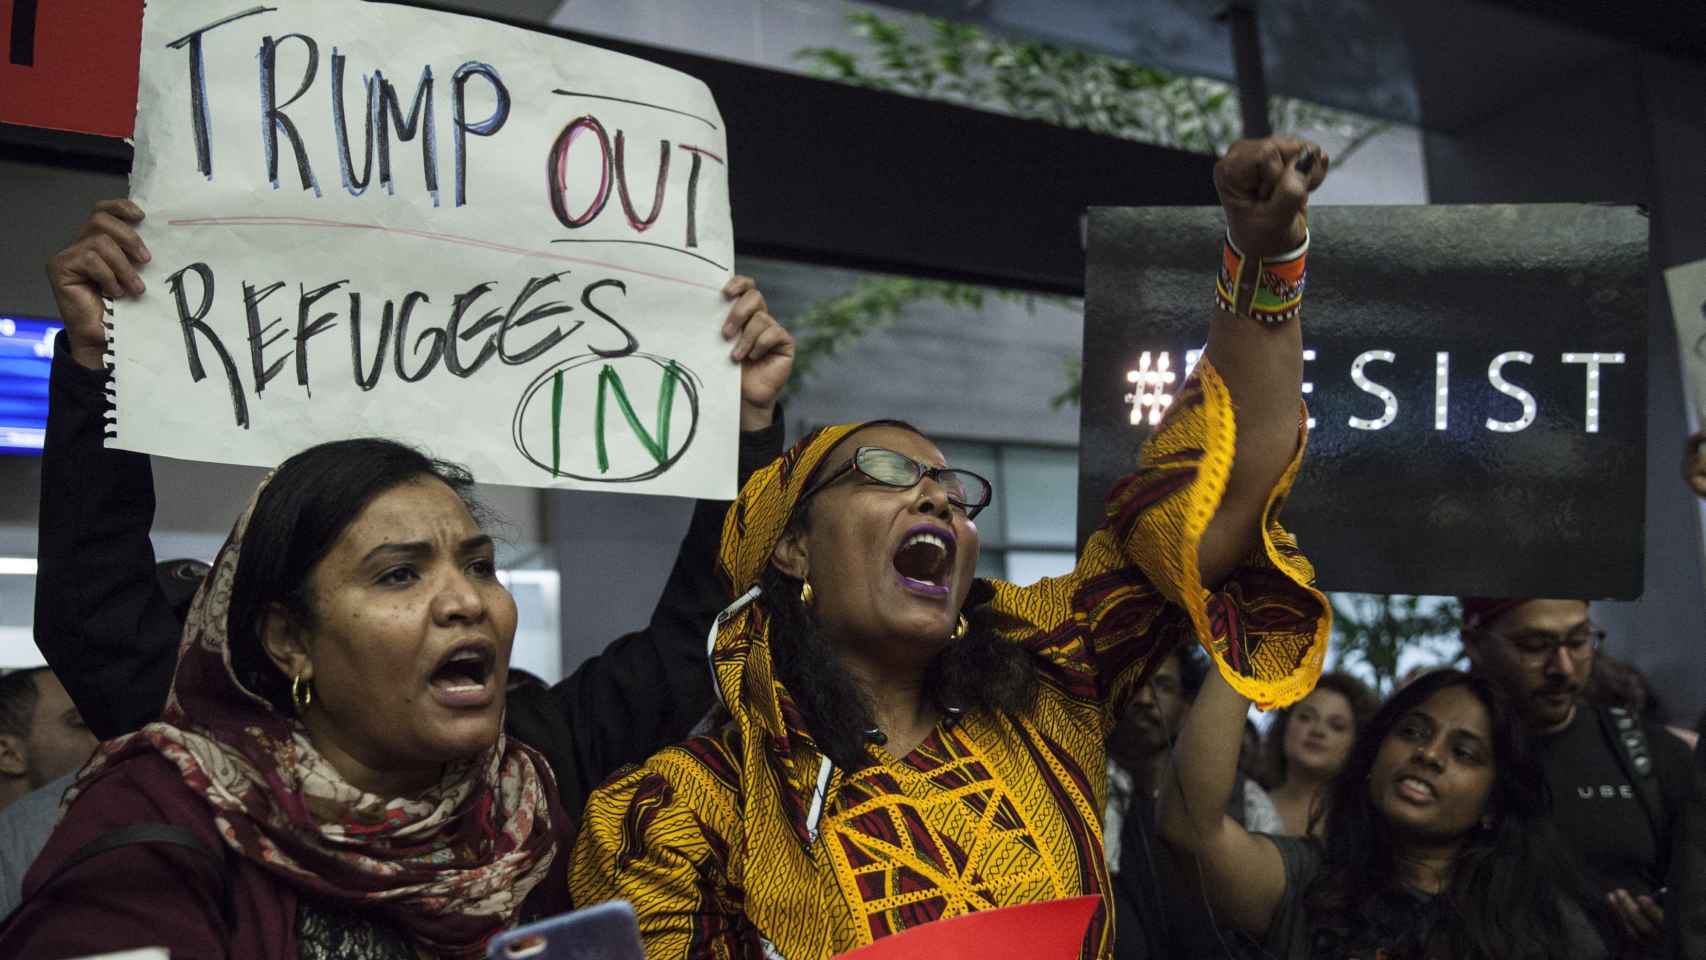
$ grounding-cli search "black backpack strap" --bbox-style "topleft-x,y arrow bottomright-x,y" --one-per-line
25,823 -> 237,932
1596,705 -> 1669,879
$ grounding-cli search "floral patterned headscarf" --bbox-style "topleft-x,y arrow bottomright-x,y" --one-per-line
67,475 -> 559,958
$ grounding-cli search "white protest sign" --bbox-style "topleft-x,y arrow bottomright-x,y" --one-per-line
113,1 -> 736,497
1667,258 -> 1706,422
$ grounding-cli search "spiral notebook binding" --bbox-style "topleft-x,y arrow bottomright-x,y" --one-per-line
102,295 -> 119,439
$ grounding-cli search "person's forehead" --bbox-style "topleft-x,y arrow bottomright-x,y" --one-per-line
1305,687 -> 1351,717
335,479 -> 481,553
30,672 -> 73,712
1493,598 -> 1589,635
1411,686 -> 1492,739
824,425 -> 944,473
1151,653 -> 1181,679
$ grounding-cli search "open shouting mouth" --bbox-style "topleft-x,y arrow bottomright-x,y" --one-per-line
892,524 -> 956,598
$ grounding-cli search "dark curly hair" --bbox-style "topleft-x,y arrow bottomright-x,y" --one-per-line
758,422 -> 1038,771
1303,669 -> 1610,959
759,565 -> 1038,771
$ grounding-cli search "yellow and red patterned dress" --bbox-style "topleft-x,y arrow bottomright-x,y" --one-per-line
570,361 -> 1328,959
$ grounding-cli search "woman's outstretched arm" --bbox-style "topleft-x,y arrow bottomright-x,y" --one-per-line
1156,667 -> 1289,938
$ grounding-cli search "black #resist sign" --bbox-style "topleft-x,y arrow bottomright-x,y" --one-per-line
1078,205 -> 1648,599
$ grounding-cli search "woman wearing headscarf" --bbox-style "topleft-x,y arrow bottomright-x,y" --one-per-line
30,199 -> 793,822
0,439 -> 563,957
569,135 -> 1334,958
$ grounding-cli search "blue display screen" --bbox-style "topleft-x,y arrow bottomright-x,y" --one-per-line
0,316 -> 60,455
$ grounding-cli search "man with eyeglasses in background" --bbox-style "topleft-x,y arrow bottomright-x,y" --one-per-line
1461,597 -> 1703,959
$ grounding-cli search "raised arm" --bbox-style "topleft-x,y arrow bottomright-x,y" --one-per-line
1197,137 -> 1328,587
1155,667 -> 1288,938
506,277 -> 793,813
36,200 -> 180,741
978,140 -> 1332,723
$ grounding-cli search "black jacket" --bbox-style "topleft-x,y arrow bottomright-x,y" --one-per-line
1573,706 -> 1706,960
1682,740 -> 1706,960
1637,712 -> 1706,960
34,333 -> 783,819
1112,776 -> 1262,960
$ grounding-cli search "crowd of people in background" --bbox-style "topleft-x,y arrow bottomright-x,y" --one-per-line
9,587 -> 1698,957
0,133 -> 1699,960
4,588 -> 1699,957
1103,601 -> 1704,959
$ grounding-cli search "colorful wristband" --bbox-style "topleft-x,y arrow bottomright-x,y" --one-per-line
1215,230 -> 1309,324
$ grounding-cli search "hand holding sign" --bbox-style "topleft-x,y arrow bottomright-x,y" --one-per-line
46,200 -> 150,370
114,0 -> 740,497
51,202 -> 797,446
1214,136 -> 1330,256
721,275 -> 793,431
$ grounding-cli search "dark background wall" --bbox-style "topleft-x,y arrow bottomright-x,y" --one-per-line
1412,13 -> 1706,723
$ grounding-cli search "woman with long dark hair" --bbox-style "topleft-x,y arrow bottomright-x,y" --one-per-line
1159,667 -> 1611,959
569,134 -> 1336,959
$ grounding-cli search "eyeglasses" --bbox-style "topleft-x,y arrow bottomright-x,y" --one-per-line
799,446 -> 993,519
1484,624 -> 1606,664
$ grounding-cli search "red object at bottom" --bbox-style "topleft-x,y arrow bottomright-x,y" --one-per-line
833,896 -> 1101,960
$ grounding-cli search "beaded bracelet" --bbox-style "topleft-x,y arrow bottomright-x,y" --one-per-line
1214,230 -> 1309,324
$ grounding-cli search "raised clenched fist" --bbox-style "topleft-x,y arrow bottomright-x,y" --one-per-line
1214,136 -> 1330,259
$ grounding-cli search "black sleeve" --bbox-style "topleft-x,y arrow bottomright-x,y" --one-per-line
1257,833 -> 1322,956
1111,796 -> 1168,960
506,413 -> 784,818
33,333 -> 177,741
1657,727 -> 1706,960
1648,723 -> 1694,867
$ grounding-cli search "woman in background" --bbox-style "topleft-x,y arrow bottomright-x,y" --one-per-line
1159,668 -> 1611,959
1262,671 -> 1377,835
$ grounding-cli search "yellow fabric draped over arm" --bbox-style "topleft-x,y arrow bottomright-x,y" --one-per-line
981,357 -> 1328,721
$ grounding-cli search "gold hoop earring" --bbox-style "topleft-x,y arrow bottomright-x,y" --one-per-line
800,580 -> 814,606
291,671 -> 313,713
950,615 -> 968,641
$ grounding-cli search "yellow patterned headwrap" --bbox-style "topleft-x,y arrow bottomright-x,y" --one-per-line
715,421 -> 883,602
707,420 -> 905,843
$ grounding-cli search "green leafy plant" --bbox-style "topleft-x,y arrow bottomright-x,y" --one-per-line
781,278 -> 1070,399
796,11 -> 1388,161
1049,355 -> 1082,411
1328,593 -> 1464,696
786,278 -> 987,395
786,11 -> 1388,398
